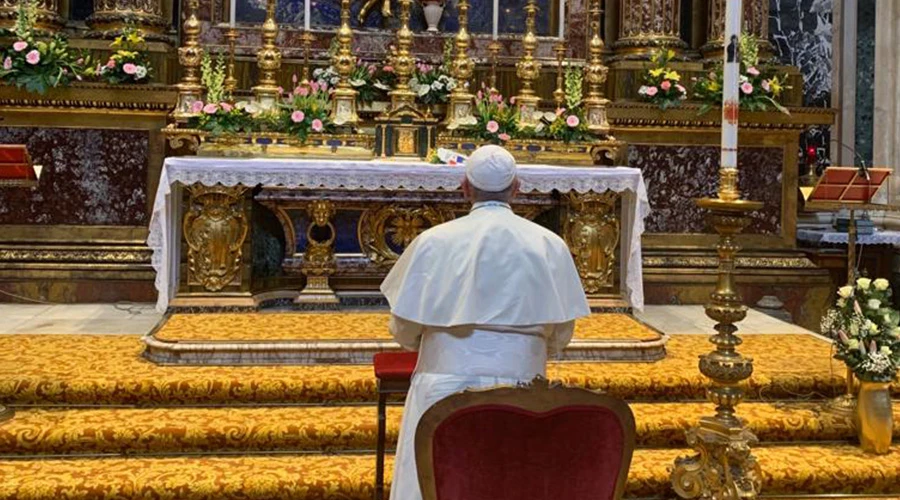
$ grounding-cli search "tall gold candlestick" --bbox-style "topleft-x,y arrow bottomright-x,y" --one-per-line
386,0 -> 417,111
224,27 -> 238,94
174,0 -> 203,118
330,0 -> 359,125
252,0 -> 282,110
513,0 -> 541,128
487,40 -> 501,94
553,41 -> 566,109
301,31 -> 315,82
444,0 -> 475,129
582,0 -> 609,135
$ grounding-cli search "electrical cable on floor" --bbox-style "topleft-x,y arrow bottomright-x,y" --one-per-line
0,289 -> 152,317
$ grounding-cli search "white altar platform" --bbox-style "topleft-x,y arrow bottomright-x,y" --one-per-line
148,157 -> 651,312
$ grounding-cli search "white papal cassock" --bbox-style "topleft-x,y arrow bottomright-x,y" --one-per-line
381,197 -> 590,500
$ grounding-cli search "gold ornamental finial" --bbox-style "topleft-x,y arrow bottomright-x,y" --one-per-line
385,0 -> 417,111
513,0 -> 541,127
444,0 -> 476,128
174,0 -> 203,118
330,0 -> 359,125
582,0 -> 609,135
252,0 -> 282,109
553,42 -> 566,108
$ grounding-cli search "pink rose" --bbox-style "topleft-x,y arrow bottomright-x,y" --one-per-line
123,63 -> 137,74
203,103 -> 219,114
311,119 -> 324,132
660,80 -> 671,91
747,66 -> 760,76
645,86 -> 659,96
566,115 -> 580,128
291,110 -> 305,123
310,81 -> 320,92
509,96 -> 516,104
486,120 -> 499,133
277,86 -> 284,95
761,80 -> 771,92
676,84 -> 686,93
740,82 -> 754,94
12,41 -> 27,52
106,59 -> 116,69
383,65 -> 393,73
319,81 -> 328,92
2,57 -> 11,70
220,102 -> 233,112
191,100 -> 204,113
298,86 -> 309,97
498,133 -> 511,141
25,50 -> 40,65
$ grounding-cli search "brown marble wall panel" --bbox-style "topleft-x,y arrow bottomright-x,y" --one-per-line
0,127 -> 149,225
628,145 -> 783,235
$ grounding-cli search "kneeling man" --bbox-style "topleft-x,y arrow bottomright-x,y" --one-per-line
381,145 -> 590,500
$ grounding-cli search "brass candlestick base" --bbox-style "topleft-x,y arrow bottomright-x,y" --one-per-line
224,27 -> 239,93
671,196 -> 764,500
823,366 -> 857,415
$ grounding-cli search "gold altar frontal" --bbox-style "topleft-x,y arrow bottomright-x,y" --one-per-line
142,312 -> 667,365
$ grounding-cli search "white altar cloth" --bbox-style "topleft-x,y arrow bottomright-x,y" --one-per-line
148,157 -> 651,312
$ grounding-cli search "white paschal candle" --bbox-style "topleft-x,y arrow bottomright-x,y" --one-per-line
492,0 -> 499,40
229,0 -> 237,26
558,0 -> 564,40
721,0 -> 742,171
304,0 -> 311,30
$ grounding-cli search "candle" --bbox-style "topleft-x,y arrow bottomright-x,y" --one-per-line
558,0 -> 564,40
229,0 -> 236,26
492,0 -> 499,40
721,0 -> 742,171
304,0 -> 311,31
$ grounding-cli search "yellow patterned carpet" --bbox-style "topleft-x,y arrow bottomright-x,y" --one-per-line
154,313 -> 662,342
0,334 -> 849,405
1,402 -> 898,456
1,445 -> 899,499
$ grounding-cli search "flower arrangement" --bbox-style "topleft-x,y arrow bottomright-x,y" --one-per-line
820,277 -> 900,383
638,49 -> 687,110
693,34 -> 788,114
471,85 -> 518,144
281,77 -> 333,141
532,69 -> 592,143
187,53 -> 253,135
97,27 -> 152,84
0,0 -> 90,93
409,40 -> 457,106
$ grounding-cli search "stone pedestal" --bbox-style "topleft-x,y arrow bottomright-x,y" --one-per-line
87,0 -> 169,37
613,0 -> 688,59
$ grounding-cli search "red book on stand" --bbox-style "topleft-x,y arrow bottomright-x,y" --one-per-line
0,145 -> 36,181
808,166 -> 890,203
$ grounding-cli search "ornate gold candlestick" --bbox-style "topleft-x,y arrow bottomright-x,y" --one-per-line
487,40 -> 501,94
553,41 -> 566,109
514,0 -> 541,128
443,0 -> 475,129
174,0 -> 204,119
301,31 -> 315,82
252,0 -> 282,110
583,0 -> 609,135
224,27 -> 239,94
385,0 -> 418,112
330,0 -> 359,126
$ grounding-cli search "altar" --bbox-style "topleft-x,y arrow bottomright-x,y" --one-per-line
148,157 -> 650,312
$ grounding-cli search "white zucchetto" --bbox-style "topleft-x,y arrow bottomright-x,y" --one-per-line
465,145 -> 517,192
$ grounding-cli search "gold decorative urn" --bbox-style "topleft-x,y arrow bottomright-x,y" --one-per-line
856,380 -> 894,454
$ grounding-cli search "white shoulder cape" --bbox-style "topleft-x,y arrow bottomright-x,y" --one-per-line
380,204 -> 590,327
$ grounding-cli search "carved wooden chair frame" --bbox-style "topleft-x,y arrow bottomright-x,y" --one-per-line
414,377 -> 636,500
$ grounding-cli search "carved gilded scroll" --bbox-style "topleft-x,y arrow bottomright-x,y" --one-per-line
564,191 -> 620,294
182,184 -> 250,292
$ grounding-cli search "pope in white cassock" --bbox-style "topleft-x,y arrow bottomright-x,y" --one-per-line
380,145 -> 591,500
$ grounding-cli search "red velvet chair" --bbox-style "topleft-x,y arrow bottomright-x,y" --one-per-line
373,351 -> 419,500
414,377 -> 635,500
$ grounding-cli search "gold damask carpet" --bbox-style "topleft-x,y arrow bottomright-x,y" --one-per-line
0,334 -> 848,405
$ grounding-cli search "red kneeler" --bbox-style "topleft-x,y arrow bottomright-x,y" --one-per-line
373,351 -> 419,500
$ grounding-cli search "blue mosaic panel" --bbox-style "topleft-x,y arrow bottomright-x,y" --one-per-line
236,0 -> 552,33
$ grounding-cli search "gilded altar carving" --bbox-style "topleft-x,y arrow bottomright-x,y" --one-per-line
87,0 -> 167,36
298,200 -> 340,304
0,0 -> 61,30
358,205 -> 451,266
357,0 -> 391,24
614,0 -> 687,58
182,184 -> 250,292
564,192 -> 620,294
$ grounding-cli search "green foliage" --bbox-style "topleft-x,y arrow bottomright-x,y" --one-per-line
821,278 -> 900,383
201,52 -> 228,104
564,68 -> 582,110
